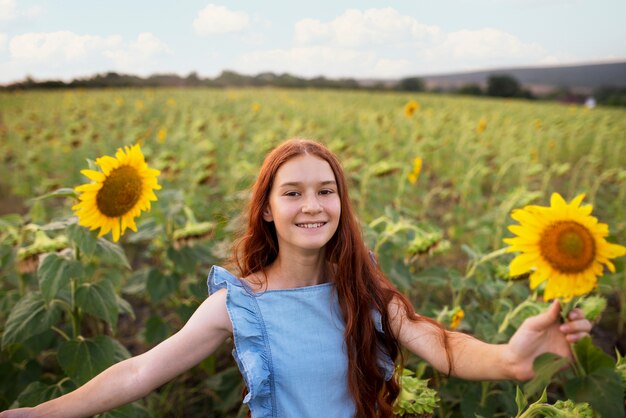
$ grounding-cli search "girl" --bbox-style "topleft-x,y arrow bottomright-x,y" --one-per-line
0,139 -> 591,418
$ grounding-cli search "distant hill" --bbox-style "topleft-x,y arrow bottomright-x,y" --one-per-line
412,61 -> 626,94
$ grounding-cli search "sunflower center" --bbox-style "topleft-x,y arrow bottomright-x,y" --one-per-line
96,165 -> 143,217
539,221 -> 596,273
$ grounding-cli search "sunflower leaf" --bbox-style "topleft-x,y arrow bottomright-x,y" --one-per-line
75,280 -> 119,330
573,336 -> 615,373
67,223 -> 98,257
57,335 -> 116,386
564,368 -> 624,418
523,352 -> 569,398
146,269 -> 179,302
38,253 -> 82,302
1,292 -> 62,348
32,187 -> 78,201
15,380 -> 74,407
95,238 -> 130,269
98,403 -> 149,418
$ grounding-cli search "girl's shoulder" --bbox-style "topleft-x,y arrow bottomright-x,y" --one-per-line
207,265 -> 267,294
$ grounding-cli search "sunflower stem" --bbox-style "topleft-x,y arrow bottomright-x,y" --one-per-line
569,342 -> 585,377
479,381 -> 490,408
70,277 -> 80,339
51,325 -> 71,341
561,297 -> 586,377
464,247 -> 509,279
618,268 -> 626,337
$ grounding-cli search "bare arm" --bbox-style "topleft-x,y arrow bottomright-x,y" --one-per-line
1,289 -> 231,418
390,298 -> 591,381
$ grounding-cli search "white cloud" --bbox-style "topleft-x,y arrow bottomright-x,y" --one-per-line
0,33 -> 7,51
417,28 -> 548,72
104,32 -> 171,72
294,8 -> 441,48
238,8 -> 552,78
9,31 -> 122,61
0,0 -> 16,20
193,4 -> 249,36
0,0 -> 44,21
2,31 -> 171,83
237,46 -> 411,78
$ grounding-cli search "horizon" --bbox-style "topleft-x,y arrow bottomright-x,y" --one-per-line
2,1 -> 625,85
8,58 -> 626,86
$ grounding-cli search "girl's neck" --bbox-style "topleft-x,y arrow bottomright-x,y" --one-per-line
264,251 -> 328,290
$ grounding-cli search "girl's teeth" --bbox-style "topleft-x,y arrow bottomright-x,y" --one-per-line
299,223 -> 324,228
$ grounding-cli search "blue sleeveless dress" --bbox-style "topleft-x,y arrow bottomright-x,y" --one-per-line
207,265 -> 395,418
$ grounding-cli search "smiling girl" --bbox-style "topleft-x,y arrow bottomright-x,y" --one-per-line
0,139 -> 591,418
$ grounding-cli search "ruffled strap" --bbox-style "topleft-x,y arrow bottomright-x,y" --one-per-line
207,266 -> 275,416
372,309 -> 396,381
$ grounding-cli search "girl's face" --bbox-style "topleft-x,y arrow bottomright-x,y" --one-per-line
263,154 -> 341,255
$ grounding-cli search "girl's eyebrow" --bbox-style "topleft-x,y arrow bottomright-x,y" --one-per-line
278,180 -> 337,188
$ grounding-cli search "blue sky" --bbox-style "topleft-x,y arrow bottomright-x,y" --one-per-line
1,0 -> 625,84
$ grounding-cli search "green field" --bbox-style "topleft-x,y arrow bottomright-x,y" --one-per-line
1,88 -> 625,417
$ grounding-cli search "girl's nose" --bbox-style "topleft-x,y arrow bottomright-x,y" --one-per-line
302,195 -> 322,214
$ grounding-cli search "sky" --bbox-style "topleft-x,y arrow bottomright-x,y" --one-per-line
1,0 -> 625,85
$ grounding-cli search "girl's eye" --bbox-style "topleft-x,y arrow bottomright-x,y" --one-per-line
319,189 -> 334,195
284,191 -> 300,197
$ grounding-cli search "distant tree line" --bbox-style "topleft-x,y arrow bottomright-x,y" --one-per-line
3,71 -> 625,107
455,75 -> 625,107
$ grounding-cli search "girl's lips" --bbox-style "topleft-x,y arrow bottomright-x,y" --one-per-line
296,222 -> 327,229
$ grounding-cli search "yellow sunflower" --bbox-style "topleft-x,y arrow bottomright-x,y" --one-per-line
450,307 -> 465,330
404,100 -> 419,117
504,193 -> 626,301
73,144 -> 161,242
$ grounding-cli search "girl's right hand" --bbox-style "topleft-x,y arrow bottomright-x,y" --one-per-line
0,408 -> 36,418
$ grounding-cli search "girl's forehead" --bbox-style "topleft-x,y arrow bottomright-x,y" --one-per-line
274,155 -> 336,183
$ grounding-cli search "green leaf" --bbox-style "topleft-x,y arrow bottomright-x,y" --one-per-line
1,292 -> 61,348
116,295 -> 135,320
167,246 -> 198,275
99,403 -> 149,418
95,238 -> 130,269
0,244 -> 15,271
67,223 -> 98,257
33,187 -> 78,201
38,253 -> 82,302
112,338 -> 132,362
144,315 -> 170,344
146,269 -> 179,302
16,381 -> 72,407
514,386 -> 527,414
523,353 -> 569,397
75,280 -> 119,329
40,217 -> 77,232
573,336 -> 615,373
204,366 -> 245,413
57,335 -> 116,385
564,368 -> 624,418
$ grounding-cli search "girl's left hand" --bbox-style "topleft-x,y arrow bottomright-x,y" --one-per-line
506,299 -> 592,381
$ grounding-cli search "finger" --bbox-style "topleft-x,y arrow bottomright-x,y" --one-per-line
524,299 -> 561,331
567,308 -> 584,321
565,331 -> 588,343
560,319 -> 592,334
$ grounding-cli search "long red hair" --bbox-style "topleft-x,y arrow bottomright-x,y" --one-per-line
232,138 -> 449,417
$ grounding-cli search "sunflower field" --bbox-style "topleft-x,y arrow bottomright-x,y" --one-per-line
1,88 -> 625,417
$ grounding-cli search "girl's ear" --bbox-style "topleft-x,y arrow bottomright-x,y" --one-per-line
262,205 -> 273,222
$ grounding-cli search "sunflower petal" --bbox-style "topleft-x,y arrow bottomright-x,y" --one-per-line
569,193 -> 586,208
550,193 -> 567,209
509,254 -> 538,276
80,169 -> 106,182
